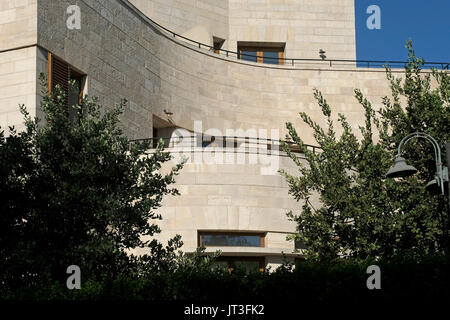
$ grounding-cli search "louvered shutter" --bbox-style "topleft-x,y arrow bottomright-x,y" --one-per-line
48,53 -> 70,108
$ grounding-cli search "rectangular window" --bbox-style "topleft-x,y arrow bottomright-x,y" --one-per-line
213,257 -> 265,273
48,52 -> 85,112
199,232 -> 265,248
238,42 -> 285,65
295,240 -> 307,250
263,50 -> 281,64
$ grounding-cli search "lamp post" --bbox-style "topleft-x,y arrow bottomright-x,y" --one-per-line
386,132 -> 449,210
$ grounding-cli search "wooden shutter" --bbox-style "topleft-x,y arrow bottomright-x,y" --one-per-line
48,52 -> 70,108
256,50 -> 263,63
278,51 -> 284,65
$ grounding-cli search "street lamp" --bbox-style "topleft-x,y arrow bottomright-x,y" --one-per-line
386,132 -> 449,204
386,156 -> 418,178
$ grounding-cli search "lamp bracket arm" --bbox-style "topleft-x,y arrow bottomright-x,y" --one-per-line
397,132 -> 442,166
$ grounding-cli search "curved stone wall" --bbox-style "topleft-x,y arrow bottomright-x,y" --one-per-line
129,0 -> 229,48
138,148 -> 312,263
152,23 -> 396,145
129,0 -> 356,60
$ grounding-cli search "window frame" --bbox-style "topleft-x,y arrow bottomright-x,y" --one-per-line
238,46 -> 284,65
48,52 -> 86,107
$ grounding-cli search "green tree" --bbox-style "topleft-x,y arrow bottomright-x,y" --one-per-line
281,42 -> 450,261
0,75 -> 184,289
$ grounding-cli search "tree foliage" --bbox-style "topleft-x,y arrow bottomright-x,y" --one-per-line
0,75 -> 185,289
281,41 -> 450,261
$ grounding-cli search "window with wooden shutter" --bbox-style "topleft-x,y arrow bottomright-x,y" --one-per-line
48,52 -> 85,113
237,42 -> 285,65
48,53 -> 70,108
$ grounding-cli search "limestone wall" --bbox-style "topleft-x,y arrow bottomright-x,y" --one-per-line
0,0 -> 37,51
136,150 -> 309,256
36,0 -> 165,139
129,0 -> 229,48
228,0 -> 356,60
154,31 -> 396,145
0,47 -> 37,131
130,0 -> 356,60
0,0 -> 38,131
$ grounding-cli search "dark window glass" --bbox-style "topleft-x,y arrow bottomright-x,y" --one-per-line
263,51 -> 279,64
295,240 -> 307,250
240,51 -> 257,62
214,257 -> 265,273
201,234 -> 262,247
232,260 -> 260,272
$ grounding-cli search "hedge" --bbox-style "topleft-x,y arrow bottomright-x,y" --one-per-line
2,254 -> 449,302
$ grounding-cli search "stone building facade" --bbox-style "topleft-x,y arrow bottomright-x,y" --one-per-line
1,0 -> 441,270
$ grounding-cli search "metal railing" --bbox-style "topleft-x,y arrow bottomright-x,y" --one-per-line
130,135 -> 321,156
146,15 -> 450,70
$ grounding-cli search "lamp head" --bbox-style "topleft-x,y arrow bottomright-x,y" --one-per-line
386,156 -> 418,178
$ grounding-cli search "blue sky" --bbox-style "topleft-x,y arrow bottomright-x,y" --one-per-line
355,0 -> 450,63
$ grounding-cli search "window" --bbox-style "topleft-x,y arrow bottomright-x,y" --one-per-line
198,232 -> 265,248
239,49 -> 258,63
48,52 -> 85,115
295,240 -> 307,250
238,42 -> 285,65
213,257 -> 265,273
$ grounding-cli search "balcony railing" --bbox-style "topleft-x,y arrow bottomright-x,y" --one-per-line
145,14 -> 450,70
130,135 -> 321,156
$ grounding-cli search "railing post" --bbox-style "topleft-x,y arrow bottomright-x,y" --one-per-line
245,136 -> 249,153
